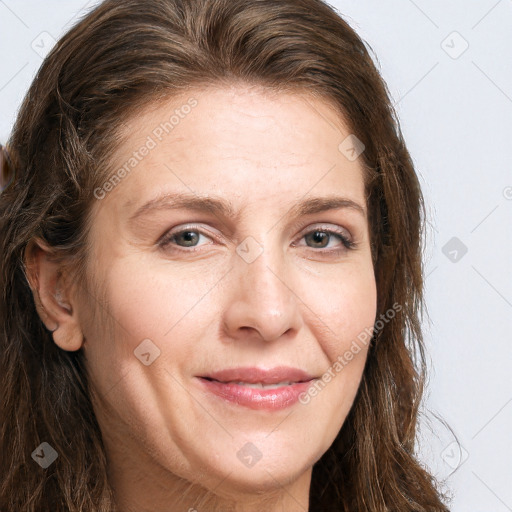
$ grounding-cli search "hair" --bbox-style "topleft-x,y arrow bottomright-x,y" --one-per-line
0,0 -> 451,510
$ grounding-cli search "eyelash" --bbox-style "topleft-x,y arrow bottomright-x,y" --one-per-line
158,224 -> 357,255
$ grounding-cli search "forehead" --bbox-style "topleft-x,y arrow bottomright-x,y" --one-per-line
99,85 -> 367,219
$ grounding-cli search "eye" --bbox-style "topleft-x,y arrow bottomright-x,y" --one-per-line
158,223 -> 357,255
158,226 -> 213,251
296,226 -> 356,253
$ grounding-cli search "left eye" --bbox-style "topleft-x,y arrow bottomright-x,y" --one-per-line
300,229 -> 354,250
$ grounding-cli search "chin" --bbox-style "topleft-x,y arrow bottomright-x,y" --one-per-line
198,449 -> 313,496
207,465 -> 303,498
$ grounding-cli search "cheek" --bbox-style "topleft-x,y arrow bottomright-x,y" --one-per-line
296,260 -> 376,413
293,268 -> 376,456
306,262 -> 377,363
82,258 -> 224,385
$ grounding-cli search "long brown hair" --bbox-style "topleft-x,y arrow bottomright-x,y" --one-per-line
0,0 -> 450,510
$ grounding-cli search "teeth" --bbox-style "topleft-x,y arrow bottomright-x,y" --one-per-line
227,381 -> 294,389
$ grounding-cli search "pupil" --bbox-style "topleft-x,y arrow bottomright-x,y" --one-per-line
309,231 -> 327,247
181,231 -> 198,245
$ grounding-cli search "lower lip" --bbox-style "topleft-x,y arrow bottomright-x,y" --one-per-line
197,378 -> 315,410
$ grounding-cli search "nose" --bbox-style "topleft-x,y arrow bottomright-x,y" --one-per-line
221,242 -> 303,344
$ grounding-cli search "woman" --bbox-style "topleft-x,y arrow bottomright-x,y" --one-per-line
0,0 -> 451,510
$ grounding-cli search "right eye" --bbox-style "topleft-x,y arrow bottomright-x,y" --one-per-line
158,226 -> 215,251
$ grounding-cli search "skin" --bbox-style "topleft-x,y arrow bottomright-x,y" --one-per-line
26,84 -> 377,512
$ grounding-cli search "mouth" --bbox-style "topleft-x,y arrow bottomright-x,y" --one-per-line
199,365 -> 316,385
196,366 -> 318,410
200,377 -> 309,389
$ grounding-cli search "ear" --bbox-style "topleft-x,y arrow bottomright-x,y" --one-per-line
23,237 -> 84,352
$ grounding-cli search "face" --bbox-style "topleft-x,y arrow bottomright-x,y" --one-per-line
77,85 -> 377,506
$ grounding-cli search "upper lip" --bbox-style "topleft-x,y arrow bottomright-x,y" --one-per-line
199,366 -> 317,384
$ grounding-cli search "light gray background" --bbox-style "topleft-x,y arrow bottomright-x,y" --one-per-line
1,1 -> 511,510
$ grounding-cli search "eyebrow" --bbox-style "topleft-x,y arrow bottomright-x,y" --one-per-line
127,192 -> 366,225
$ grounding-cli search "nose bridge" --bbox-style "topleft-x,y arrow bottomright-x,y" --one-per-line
241,238 -> 287,307
224,233 -> 302,342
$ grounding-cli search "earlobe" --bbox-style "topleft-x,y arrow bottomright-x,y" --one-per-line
23,237 -> 84,352
51,322 -> 84,352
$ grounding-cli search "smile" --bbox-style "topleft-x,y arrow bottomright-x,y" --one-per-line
196,366 -> 318,410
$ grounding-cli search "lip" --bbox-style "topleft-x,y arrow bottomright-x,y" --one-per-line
197,366 -> 317,411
